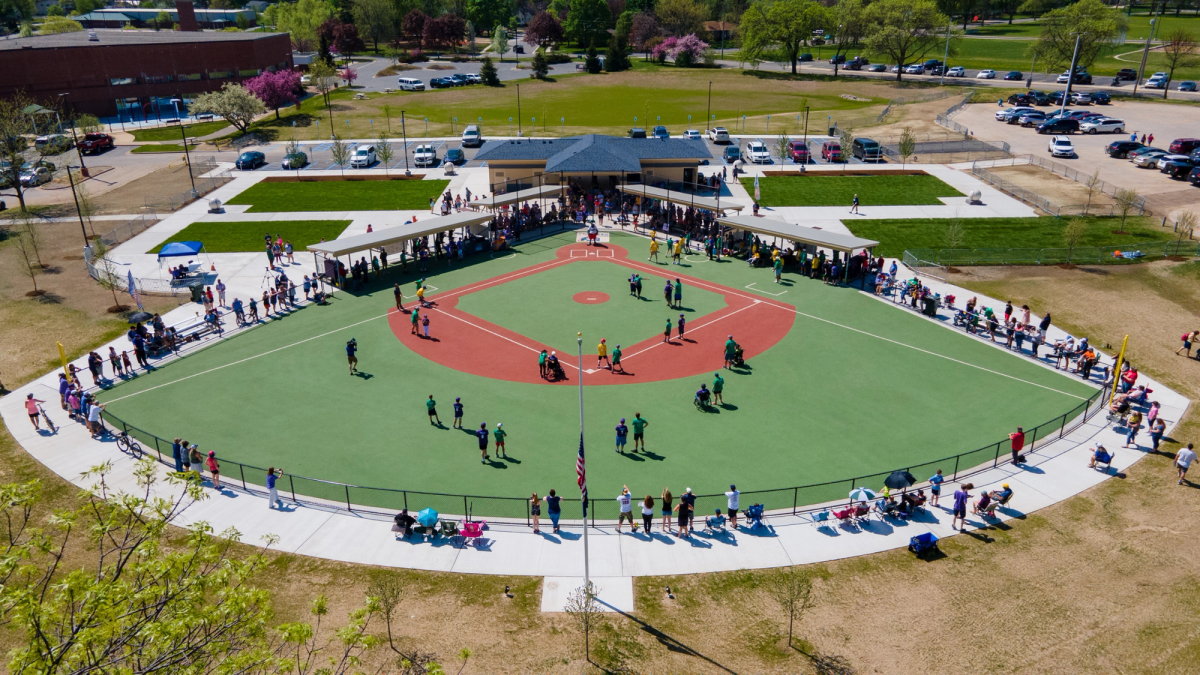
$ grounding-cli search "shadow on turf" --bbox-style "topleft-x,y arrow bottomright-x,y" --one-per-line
353,371 -> 374,379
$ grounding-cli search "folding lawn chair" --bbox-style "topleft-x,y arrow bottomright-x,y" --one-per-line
704,510 -> 726,534
460,520 -> 486,546
439,519 -> 460,541
809,510 -> 832,528
742,503 -> 765,529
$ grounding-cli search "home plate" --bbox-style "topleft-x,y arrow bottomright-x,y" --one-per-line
541,577 -> 634,613
584,368 -> 598,374
575,232 -> 610,243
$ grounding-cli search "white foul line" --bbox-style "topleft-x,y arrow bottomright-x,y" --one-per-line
619,302 -> 763,363
430,309 -> 579,372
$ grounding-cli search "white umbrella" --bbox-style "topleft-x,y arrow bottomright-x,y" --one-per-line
849,487 -> 877,502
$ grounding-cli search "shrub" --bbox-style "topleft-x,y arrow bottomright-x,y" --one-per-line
545,52 -> 573,64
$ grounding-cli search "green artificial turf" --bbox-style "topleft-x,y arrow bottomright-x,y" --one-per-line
224,179 -> 450,212
456,260 -> 727,354
130,120 -> 230,142
96,231 -> 1096,518
148,220 -> 352,254
744,174 -> 963,207
845,216 -> 1176,257
130,143 -> 198,154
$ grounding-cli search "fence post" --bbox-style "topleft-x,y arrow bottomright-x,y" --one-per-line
464,495 -> 468,519
952,455 -> 960,480
345,485 -> 352,512
793,487 -> 798,515
1058,412 -> 1068,439
153,436 -> 162,461
1028,427 -> 1039,455
240,464 -> 247,491
526,500 -> 530,527
993,441 -> 1001,468
290,475 -> 296,502
404,491 -> 408,511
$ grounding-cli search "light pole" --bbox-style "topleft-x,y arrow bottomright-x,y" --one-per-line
178,121 -> 197,196
1060,33 -> 1085,117
59,93 -> 88,177
65,159 -> 89,246
940,18 -> 952,85
401,109 -> 410,176
516,84 -> 522,136
706,81 -> 712,130
802,104 -> 810,166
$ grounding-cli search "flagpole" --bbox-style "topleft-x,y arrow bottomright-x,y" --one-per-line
577,331 -> 589,588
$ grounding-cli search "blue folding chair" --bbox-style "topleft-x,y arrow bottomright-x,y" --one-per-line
908,532 -> 939,555
743,503 -> 765,529
809,510 -> 832,528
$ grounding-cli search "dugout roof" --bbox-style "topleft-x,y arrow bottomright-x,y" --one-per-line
471,185 -> 563,208
716,215 -> 879,253
616,184 -> 744,212
305,212 -> 493,258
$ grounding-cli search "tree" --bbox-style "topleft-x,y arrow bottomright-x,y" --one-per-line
1082,168 -> 1102,215
74,113 -> 101,135
767,569 -> 814,648
45,2 -> 62,14
1029,0 -> 1126,75
354,0 -> 397,52
614,8 -> 632,40
944,216 -> 966,249
191,84 -> 266,134
525,11 -> 564,48
564,582 -> 601,664
403,8 -> 428,39
330,136 -> 351,175
774,132 -> 792,163
1062,217 -> 1087,263
152,9 -> 171,29
467,0 -> 512,34
838,126 -> 854,170
1175,210 -> 1197,247
833,0 -> 869,60
480,54 -> 502,83
898,126 -> 917,168
666,32 -> 707,66
740,0 -> 827,74
0,93 -> 36,211
309,59 -> 339,111
493,22 -> 510,60
630,11 -> 660,57
606,31 -> 631,70
564,0 -> 610,47
89,236 -> 131,311
340,64 -> 359,85
864,0 -> 948,82
40,15 -> 82,32
1160,29 -> 1199,100
375,132 -> 394,175
0,0 -> 34,31
263,0 -> 334,51
656,0 -> 706,36
584,42 -> 601,72
423,14 -> 466,53
1113,187 -> 1140,232
244,69 -> 302,119
11,219 -> 43,295
532,49 -> 550,77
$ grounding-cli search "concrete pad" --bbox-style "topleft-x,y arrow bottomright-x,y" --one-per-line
541,576 -> 634,613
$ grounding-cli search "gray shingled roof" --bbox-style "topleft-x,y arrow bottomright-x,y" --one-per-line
474,134 -> 711,173
0,29 -> 284,51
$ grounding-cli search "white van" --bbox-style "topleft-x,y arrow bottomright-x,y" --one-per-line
461,124 -> 482,147
350,145 -> 376,168
397,78 -> 425,91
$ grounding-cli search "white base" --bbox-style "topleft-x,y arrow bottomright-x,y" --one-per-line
541,576 -> 634,613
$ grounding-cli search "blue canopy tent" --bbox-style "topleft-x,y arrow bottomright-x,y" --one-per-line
157,241 -> 204,261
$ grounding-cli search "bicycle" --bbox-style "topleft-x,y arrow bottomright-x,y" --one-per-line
115,431 -> 144,459
37,404 -> 57,434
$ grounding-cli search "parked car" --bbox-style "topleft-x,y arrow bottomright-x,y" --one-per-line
1169,138 -> 1200,154
1079,118 -> 1124,134
429,77 -> 452,88
1005,107 -> 1036,124
413,144 -> 436,166
1132,149 -> 1169,167
867,63 -> 887,72
799,53 -> 813,62
682,129 -> 702,140
1127,146 -> 1165,161
350,144 -> 376,168
946,66 -> 965,77
1091,92 -> 1111,104
923,58 -> 943,70
1069,92 -> 1093,104
1004,70 -> 1023,80
852,138 -> 882,162
1105,140 -> 1144,158
746,141 -> 771,163
1057,70 -> 1092,84
1190,166 -> 1200,186
1161,157 -> 1198,178
397,77 -> 425,91
707,127 -> 730,143
1116,68 -> 1138,81
829,54 -> 846,64
1146,72 -> 1169,88
465,73 -> 482,84
300,74 -> 313,86
723,145 -> 740,163
461,124 -> 482,147
628,127 -> 647,138
821,140 -> 843,162
652,125 -> 670,139
281,151 -> 308,169
1018,111 -> 1047,127
77,132 -> 114,154
444,147 -> 465,164
1155,153 -> 1190,170
996,106 -> 1035,122
845,56 -> 870,70
927,65 -> 946,76
34,134 -> 71,154
789,139 -> 810,163
977,69 -> 996,79
1180,81 -> 1198,92
1048,135 -> 1075,157
19,166 -> 51,187
1036,118 -> 1079,134
235,151 -> 265,170
904,64 -> 925,74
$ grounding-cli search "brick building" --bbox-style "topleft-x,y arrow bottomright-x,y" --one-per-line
0,15 -> 291,119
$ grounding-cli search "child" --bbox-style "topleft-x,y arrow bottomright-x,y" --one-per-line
663,318 -> 672,343
615,418 -> 628,453
494,422 -> 507,458
929,469 -> 944,506
597,339 -> 610,369
611,344 -> 624,374
453,397 -> 464,429
422,313 -> 431,338
426,395 -> 440,425
477,422 -> 490,463
632,413 -> 649,452
121,351 -> 134,376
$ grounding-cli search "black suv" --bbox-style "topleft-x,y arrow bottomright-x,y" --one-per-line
1106,140 -> 1144,158
1190,166 -> 1200,186
1037,118 -> 1079,134
1116,68 -> 1138,81
844,56 -> 869,70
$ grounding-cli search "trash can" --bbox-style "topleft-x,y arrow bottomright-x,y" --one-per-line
922,296 -> 938,317
828,126 -> 837,136
189,284 -> 204,304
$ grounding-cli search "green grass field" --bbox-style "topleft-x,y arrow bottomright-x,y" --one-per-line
224,179 -> 450,212
130,120 -> 230,142
96,232 -> 1096,518
148,220 -> 352,254
845,216 -> 1175,257
130,143 -> 199,154
744,174 -> 963,207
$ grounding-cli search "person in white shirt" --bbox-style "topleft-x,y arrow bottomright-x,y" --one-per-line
1176,443 -> 1197,485
725,484 -> 740,529
640,495 -> 655,534
616,485 -> 634,532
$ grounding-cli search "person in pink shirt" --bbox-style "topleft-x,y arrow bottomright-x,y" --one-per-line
24,394 -> 45,430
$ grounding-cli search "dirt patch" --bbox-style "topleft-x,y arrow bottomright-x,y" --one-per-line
858,97 -> 962,137
87,163 -> 217,215
376,64 -> 419,76
426,64 -> 455,70
991,163 -> 1119,209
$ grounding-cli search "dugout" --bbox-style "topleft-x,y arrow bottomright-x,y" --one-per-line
716,215 -> 879,286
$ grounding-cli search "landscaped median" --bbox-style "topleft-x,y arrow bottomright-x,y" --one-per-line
224,177 -> 450,213
743,172 -> 964,207
129,120 -> 231,143
148,220 -> 353,254
131,143 -> 199,154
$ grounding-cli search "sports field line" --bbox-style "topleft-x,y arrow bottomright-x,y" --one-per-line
616,258 -> 1089,401
431,309 -> 580,372
620,301 -> 764,363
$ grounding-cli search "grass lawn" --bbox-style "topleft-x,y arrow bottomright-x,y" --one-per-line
224,179 -> 450,212
744,174 -> 963,207
148,220 -> 353,254
130,120 -> 230,142
130,143 -> 198,154
846,216 -> 1176,257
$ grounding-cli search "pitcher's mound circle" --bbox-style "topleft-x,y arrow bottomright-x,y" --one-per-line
573,291 -> 610,304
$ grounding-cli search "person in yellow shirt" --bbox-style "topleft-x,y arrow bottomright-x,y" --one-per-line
416,285 -> 428,307
672,238 -> 684,265
598,338 -> 610,369
649,239 -> 660,263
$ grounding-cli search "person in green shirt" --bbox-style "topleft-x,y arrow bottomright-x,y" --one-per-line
426,395 -> 440,425
712,373 -> 725,405
611,344 -> 624,374
724,336 -> 737,369
663,318 -> 672,343
538,349 -> 548,379
631,413 -> 648,452
411,308 -> 419,335
493,423 -> 507,458
774,256 -> 783,284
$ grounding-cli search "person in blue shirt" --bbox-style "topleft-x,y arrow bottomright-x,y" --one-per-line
231,298 -> 244,326
266,466 -> 283,509
615,418 -> 629,454
345,338 -> 358,374
476,422 -> 490,463
453,397 -> 464,429
929,469 -> 945,507
695,384 -> 711,407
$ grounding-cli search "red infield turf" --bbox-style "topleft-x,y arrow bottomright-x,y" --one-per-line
387,243 -> 795,384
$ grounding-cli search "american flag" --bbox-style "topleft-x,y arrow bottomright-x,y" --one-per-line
126,270 -> 143,310
576,432 -> 587,512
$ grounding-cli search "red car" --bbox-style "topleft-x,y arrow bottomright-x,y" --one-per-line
789,139 -> 810,164
1168,138 -> 1200,154
821,140 -> 843,162
77,133 -> 114,155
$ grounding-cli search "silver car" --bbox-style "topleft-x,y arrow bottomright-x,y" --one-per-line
1132,150 -> 1169,167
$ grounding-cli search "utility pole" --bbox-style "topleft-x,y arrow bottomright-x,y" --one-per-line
516,84 -> 522,137
1133,9 -> 1160,96
179,122 -> 197,196
1060,33 -> 1084,117
401,109 -> 410,176
706,81 -> 712,130
940,18 -> 952,85
65,161 -> 89,246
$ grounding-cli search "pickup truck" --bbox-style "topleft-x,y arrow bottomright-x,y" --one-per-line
77,133 -> 114,155
707,127 -> 730,143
